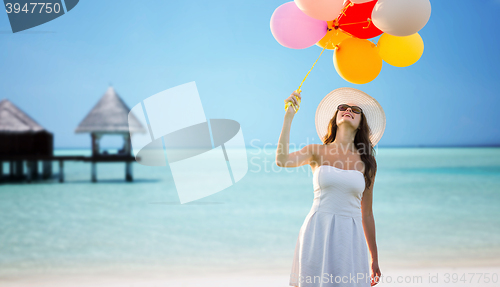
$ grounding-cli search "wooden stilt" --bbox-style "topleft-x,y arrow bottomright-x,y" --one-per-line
26,161 -> 32,183
42,161 -> 52,179
30,160 -> 38,179
59,160 -> 64,183
15,160 -> 23,178
125,162 -> 133,182
9,160 -> 14,179
124,133 -> 133,182
91,162 -> 97,182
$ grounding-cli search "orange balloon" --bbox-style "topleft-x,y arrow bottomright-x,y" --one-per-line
333,38 -> 383,84
317,22 -> 350,50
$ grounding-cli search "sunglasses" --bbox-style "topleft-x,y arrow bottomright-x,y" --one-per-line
337,104 -> 363,114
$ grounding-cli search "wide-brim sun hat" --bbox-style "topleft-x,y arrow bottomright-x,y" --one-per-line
315,87 -> 386,146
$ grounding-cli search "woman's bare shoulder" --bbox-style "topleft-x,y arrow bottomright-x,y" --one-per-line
302,144 -> 323,155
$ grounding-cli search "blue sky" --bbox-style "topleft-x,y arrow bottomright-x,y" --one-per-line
0,0 -> 499,148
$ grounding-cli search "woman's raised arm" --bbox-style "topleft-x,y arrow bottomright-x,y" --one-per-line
276,91 -> 315,168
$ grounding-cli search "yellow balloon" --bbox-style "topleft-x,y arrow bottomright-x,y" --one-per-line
317,22 -> 350,50
377,33 -> 424,67
333,38 -> 382,84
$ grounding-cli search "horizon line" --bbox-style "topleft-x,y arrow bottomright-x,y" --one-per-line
54,145 -> 500,149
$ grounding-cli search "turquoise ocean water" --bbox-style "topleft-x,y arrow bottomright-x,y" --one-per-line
1,147 -> 499,277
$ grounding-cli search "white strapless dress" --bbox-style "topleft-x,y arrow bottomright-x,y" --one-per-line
289,165 -> 371,287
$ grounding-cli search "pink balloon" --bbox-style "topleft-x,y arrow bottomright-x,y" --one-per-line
270,1 -> 328,49
294,0 -> 345,21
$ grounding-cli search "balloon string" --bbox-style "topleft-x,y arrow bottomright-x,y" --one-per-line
338,19 -> 372,29
297,44 -> 327,93
338,2 -> 353,18
285,43 -> 329,113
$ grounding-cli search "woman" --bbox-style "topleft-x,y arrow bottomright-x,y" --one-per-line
276,88 -> 385,286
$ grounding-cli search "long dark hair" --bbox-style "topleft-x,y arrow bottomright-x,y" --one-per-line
322,109 -> 377,190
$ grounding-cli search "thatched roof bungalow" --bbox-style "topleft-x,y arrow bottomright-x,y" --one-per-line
0,99 -> 53,156
75,86 -> 146,182
0,99 -> 53,179
75,86 -> 146,157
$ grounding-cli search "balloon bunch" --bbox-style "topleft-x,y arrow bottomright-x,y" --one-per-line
271,0 -> 431,86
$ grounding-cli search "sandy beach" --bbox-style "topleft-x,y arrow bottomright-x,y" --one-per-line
1,265 -> 499,287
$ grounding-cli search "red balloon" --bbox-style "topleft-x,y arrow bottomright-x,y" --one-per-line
336,0 -> 383,39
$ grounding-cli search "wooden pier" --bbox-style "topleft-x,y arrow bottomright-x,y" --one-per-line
0,155 -> 137,183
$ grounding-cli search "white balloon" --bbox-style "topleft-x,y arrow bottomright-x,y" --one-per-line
350,0 -> 375,3
372,0 -> 431,37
